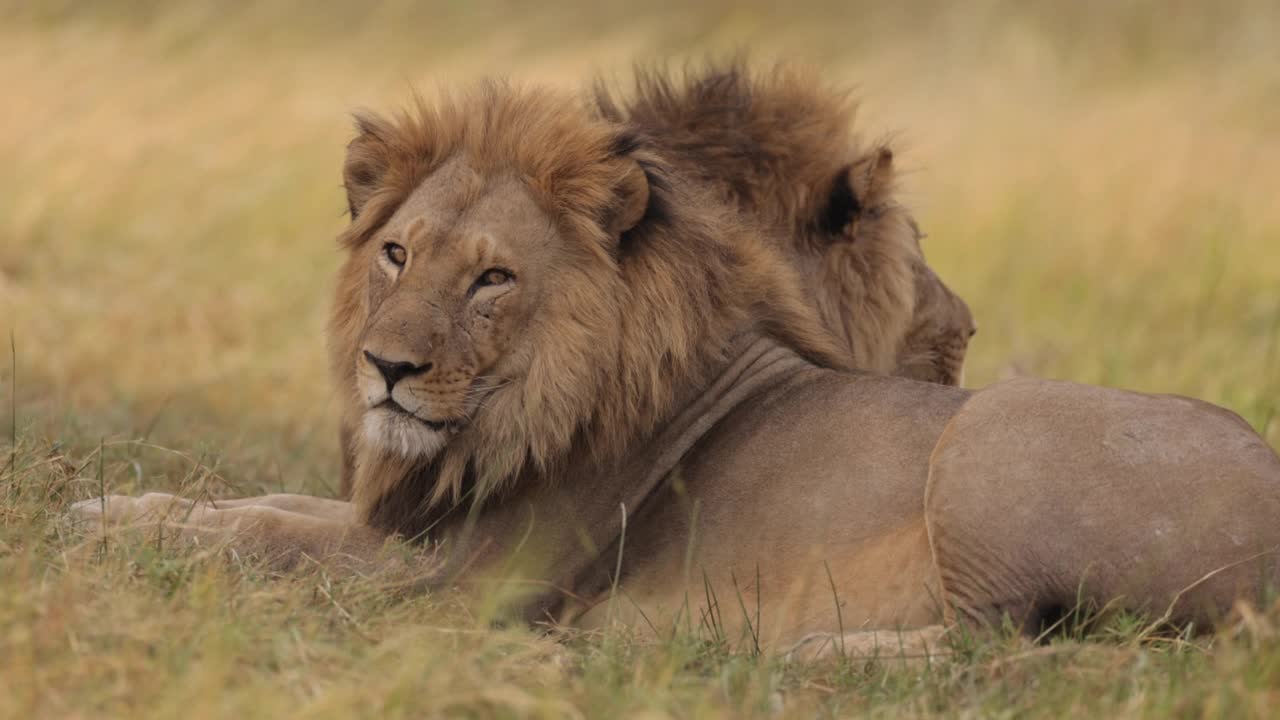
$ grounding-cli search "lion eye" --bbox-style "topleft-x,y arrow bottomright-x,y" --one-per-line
384,243 -> 407,267
475,268 -> 514,288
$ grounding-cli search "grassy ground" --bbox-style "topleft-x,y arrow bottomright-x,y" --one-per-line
2,1 -> 1279,717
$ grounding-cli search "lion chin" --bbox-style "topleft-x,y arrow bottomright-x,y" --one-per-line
361,406 -> 450,460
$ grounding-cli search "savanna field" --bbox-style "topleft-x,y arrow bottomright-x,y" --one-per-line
2,1 -> 1280,717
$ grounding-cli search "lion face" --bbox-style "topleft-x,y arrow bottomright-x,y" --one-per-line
349,157 -> 563,460
809,151 -> 976,385
329,86 -> 676,513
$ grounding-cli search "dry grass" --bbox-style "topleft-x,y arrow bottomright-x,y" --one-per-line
1,1 -> 1279,717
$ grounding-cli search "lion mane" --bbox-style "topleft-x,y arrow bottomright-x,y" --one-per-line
328,82 -> 852,538
593,61 -> 941,376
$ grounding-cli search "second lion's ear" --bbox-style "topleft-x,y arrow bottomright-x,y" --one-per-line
605,159 -> 651,239
819,146 -> 896,237
343,113 -> 394,219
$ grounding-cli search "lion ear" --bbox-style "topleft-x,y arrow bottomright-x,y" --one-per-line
343,113 -> 394,219
604,159 -> 651,239
819,146 -> 896,238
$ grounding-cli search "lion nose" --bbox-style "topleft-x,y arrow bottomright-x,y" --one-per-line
363,350 -> 433,392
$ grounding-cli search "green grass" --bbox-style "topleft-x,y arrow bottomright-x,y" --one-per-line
2,1 -> 1279,717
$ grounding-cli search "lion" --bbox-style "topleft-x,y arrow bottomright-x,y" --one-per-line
592,62 -> 977,385
75,81 -> 1280,654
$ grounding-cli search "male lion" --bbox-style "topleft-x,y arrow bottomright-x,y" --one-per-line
593,62 -> 977,385
76,82 -> 1280,653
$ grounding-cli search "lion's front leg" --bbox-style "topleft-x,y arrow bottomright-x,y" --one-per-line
202,493 -> 358,523
70,493 -> 392,573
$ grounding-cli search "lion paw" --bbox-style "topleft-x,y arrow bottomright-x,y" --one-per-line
68,492 -> 196,530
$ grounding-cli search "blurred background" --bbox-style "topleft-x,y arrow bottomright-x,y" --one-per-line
2,0 -> 1277,496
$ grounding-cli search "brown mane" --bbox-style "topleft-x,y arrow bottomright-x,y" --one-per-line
593,61 -> 924,374
328,81 -> 851,537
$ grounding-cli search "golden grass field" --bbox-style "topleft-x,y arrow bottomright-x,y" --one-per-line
2,1 -> 1279,717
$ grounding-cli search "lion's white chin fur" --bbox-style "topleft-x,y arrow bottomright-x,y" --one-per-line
362,408 -> 448,460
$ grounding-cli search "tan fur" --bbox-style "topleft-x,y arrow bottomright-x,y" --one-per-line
593,62 -> 974,383
73,80 -> 1280,650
